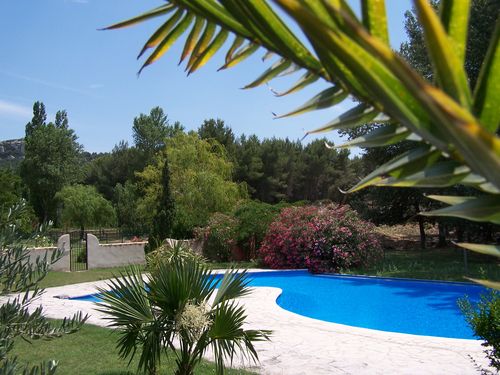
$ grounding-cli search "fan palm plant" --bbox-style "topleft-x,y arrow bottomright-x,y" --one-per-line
104,1 -> 500,285
97,259 -> 270,375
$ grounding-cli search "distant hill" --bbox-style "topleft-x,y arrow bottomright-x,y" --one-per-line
0,139 -> 25,168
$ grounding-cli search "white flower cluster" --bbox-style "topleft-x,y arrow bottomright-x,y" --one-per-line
176,300 -> 211,342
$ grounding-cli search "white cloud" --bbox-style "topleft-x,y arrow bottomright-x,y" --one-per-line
89,83 -> 104,89
0,100 -> 32,118
67,0 -> 89,4
0,70 -> 100,98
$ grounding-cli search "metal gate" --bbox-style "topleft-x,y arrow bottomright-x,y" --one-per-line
69,230 -> 88,271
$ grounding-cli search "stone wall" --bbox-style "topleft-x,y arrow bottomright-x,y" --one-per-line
87,234 -> 146,269
28,234 -> 70,271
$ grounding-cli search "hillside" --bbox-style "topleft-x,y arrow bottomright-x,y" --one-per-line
0,138 -> 25,168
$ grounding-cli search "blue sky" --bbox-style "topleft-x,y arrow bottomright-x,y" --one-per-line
0,0 -> 412,153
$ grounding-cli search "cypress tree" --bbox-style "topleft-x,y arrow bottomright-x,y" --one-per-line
147,156 -> 175,252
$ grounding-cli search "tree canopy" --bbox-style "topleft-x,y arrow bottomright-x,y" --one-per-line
21,102 -> 82,223
137,131 -> 247,237
56,184 -> 116,231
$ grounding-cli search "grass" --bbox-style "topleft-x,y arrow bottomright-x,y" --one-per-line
11,323 -> 257,375
39,261 -> 260,289
37,266 -> 144,289
353,247 -> 500,282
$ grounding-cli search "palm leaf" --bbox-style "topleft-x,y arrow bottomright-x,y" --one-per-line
274,86 -> 347,118
137,9 -> 184,59
420,195 -> 500,224
305,104 -> 381,135
347,145 -> 441,192
439,0 -> 470,64
270,71 -> 319,97
102,4 -> 174,30
415,0 -> 472,108
139,13 -> 194,74
361,0 -> 389,43
473,19 -> 500,133
455,243 -> 500,258
336,124 -> 411,148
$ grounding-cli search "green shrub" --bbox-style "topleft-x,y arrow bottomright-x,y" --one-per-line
233,201 -> 287,259
197,213 -> 239,262
459,291 -> 500,371
147,241 -> 205,273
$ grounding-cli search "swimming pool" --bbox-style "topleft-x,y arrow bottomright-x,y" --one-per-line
71,270 -> 486,340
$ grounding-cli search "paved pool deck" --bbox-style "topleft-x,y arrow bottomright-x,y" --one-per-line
14,270 -> 492,374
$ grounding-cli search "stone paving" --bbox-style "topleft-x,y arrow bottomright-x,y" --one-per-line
15,270 -> 491,374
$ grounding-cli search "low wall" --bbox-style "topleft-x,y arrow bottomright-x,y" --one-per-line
28,234 -> 70,271
87,234 -> 146,269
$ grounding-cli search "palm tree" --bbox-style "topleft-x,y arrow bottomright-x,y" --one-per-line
97,259 -> 270,375
104,0 -> 500,286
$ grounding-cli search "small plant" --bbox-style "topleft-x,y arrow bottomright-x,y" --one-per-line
259,204 -> 382,273
146,241 -> 205,272
98,259 -> 270,375
459,291 -> 500,371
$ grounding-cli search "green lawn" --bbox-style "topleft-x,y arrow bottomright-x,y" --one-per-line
11,323 -> 257,375
353,247 -> 500,282
38,266 -> 143,289
39,262 -> 259,289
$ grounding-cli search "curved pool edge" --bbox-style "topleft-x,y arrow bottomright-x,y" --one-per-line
29,271 -> 492,374
249,285 -> 482,345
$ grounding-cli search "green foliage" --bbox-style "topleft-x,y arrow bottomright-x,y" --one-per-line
232,200 -> 287,258
0,169 -> 36,233
21,102 -> 83,223
85,141 -> 146,202
137,132 -> 247,238
147,241 -> 205,273
106,0 -> 500,260
114,181 -> 148,234
459,291 -> 500,370
132,106 -> 184,162
0,202 -> 87,374
234,137 -> 357,204
198,213 -> 239,262
56,185 -> 116,230
10,322 -> 257,375
147,156 -> 175,252
98,260 -> 270,375
198,118 -> 236,159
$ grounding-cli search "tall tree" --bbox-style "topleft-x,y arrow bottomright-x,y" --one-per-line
198,118 -> 236,158
137,132 -> 247,238
85,141 -> 145,201
21,102 -> 82,223
147,155 -> 175,252
132,106 -> 184,162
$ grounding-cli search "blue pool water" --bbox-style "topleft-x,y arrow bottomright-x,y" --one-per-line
71,270 -> 487,339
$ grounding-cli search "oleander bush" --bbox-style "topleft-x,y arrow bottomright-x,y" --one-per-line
459,291 -> 500,371
259,204 -> 382,273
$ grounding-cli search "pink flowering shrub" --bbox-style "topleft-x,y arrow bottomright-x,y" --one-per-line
259,204 -> 382,273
